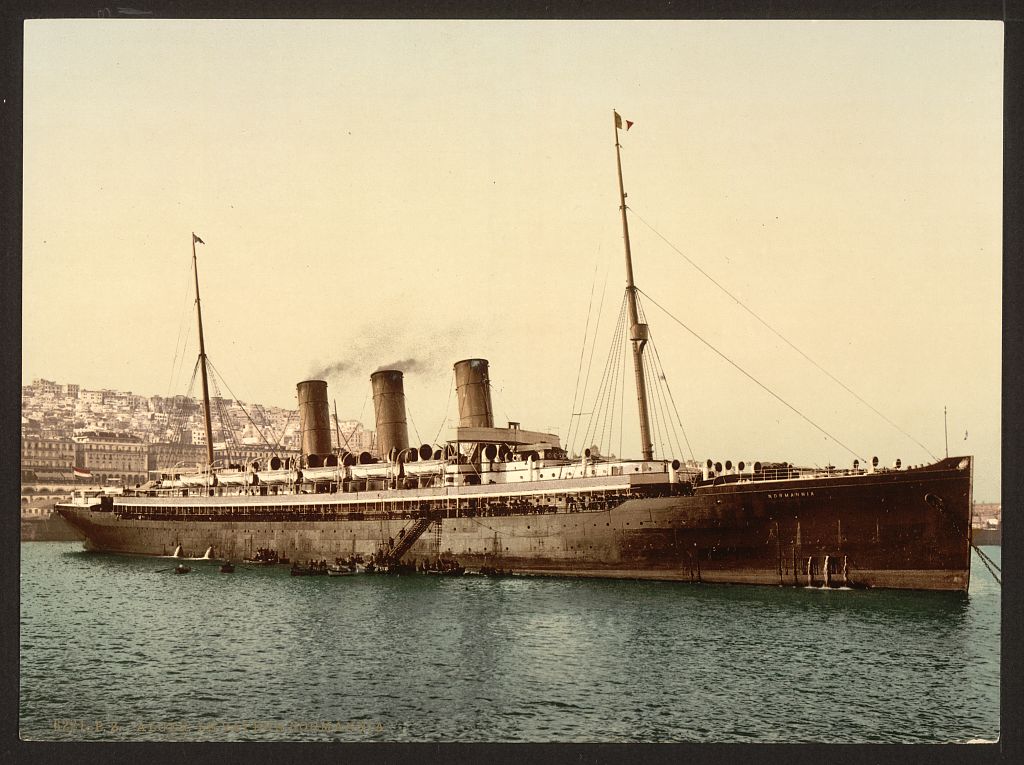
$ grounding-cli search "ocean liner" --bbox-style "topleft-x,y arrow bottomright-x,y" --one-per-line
57,113 -> 974,591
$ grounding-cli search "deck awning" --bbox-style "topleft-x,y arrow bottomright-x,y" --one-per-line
452,426 -> 560,448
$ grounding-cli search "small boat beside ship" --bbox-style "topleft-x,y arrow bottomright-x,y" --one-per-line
56,114 -> 973,591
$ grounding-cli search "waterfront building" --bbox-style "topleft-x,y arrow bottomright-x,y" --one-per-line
72,431 -> 147,486
147,441 -> 208,473
21,434 -> 75,482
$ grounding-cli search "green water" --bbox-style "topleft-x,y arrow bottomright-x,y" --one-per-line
20,542 -> 1000,742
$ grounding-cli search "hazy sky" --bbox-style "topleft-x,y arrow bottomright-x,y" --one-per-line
22,20 -> 1002,500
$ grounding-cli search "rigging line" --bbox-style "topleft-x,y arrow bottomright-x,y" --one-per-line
609,296 -> 628,457
256,405 -> 287,454
638,288 -> 864,462
637,297 -> 691,462
406,399 -> 423,446
574,260 -> 612,452
166,262 -> 194,398
488,381 -> 513,434
648,334 -> 696,464
602,313 -> 619,456
335,414 -> 355,452
170,358 -> 202,447
357,392 -> 370,451
646,350 -> 670,459
647,342 -> 679,460
647,352 -> 663,454
587,294 -> 627,455
433,370 -> 455,447
208,374 -> 238,467
567,253 -> 602,447
256,404 -> 286,455
205,359 -> 277,452
579,294 -> 618,453
611,303 -> 626,458
619,324 -> 628,459
629,207 -> 938,462
644,350 -> 669,459
276,410 -> 295,451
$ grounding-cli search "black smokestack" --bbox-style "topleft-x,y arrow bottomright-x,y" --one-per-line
371,369 -> 410,459
296,379 -> 332,458
454,358 -> 494,428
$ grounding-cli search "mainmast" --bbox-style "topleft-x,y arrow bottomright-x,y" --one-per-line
191,232 -> 215,469
613,110 -> 654,461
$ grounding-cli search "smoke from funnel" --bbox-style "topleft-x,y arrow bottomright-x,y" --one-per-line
309,360 -> 355,379
374,358 -> 426,374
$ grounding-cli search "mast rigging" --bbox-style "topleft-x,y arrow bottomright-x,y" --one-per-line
191,232 -> 215,469
613,110 -> 654,460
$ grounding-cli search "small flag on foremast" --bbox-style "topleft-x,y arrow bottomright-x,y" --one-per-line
965,430 -> 968,440
73,466 -> 92,479
193,234 -> 205,245
614,111 -> 633,131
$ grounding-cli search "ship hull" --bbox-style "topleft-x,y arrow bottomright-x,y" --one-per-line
56,457 -> 972,591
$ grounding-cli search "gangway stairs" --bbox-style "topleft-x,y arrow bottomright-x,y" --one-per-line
378,516 -> 434,566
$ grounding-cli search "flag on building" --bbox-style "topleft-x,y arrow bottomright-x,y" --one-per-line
193,234 -> 205,245
73,466 -> 92,479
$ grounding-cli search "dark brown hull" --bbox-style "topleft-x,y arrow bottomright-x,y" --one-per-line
56,457 -> 972,591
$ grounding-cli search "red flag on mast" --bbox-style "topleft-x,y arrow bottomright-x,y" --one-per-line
614,111 -> 634,131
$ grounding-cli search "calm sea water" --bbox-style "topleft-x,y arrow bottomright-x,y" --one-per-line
20,542 -> 1000,743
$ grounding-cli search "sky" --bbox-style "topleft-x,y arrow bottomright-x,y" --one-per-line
22,20 -> 1002,501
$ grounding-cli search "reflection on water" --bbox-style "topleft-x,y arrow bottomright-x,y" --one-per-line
21,543 -> 999,743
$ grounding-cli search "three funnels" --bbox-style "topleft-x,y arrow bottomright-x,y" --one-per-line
454,358 -> 494,427
301,360 -> 495,463
296,379 -> 333,466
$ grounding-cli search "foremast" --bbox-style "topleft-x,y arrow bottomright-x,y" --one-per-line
191,232 -> 215,469
613,110 -> 654,461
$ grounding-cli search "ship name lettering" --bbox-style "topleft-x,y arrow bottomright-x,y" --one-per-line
766,491 -> 815,499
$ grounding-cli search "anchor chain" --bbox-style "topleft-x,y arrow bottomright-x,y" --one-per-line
926,492 -> 1000,586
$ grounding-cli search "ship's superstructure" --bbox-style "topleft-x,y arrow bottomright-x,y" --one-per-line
55,114 -> 974,590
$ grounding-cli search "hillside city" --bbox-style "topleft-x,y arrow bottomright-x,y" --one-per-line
21,377 -> 375,494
